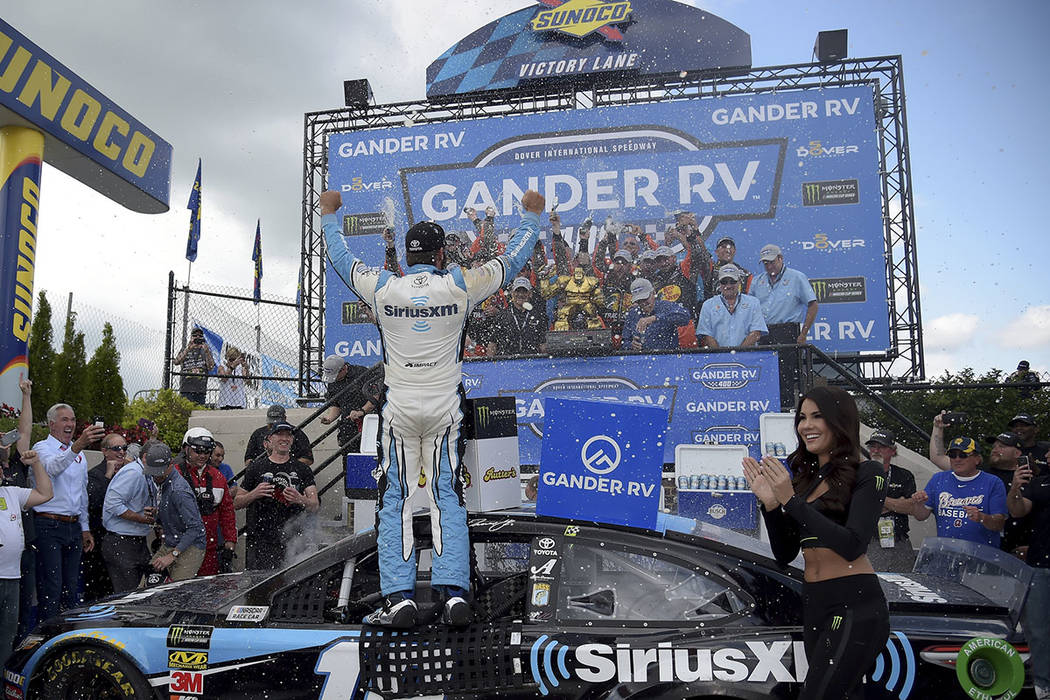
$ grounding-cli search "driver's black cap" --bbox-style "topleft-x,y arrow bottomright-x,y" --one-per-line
406,221 -> 445,253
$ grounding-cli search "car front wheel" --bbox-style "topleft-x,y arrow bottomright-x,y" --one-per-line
33,644 -> 155,699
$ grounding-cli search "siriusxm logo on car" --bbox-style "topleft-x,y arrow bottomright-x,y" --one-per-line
690,362 -> 761,390
530,638 -> 807,691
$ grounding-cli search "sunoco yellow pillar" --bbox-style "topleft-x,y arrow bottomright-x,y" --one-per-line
0,126 -> 43,410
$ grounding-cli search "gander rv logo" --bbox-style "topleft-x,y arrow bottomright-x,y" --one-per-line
691,362 -> 760,390
529,0 -> 632,40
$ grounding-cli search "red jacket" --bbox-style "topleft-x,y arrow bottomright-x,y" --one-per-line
178,463 -> 236,548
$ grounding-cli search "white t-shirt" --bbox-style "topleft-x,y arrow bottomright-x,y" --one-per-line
218,364 -> 246,408
0,485 -> 32,579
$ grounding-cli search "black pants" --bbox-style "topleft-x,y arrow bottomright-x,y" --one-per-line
102,533 -> 149,593
800,573 -> 889,700
759,322 -> 802,409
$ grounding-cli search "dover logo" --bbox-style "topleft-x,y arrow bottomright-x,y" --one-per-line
801,233 -> 865,251
581,435 -> 621,474
691,362 -> 760,390
167,650 -> 208,671
796,140 -> 859,158
529,0 -> 632,40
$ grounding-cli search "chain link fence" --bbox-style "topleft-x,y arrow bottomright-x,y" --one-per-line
165,273 -> 308,408
40,289 -> 167,400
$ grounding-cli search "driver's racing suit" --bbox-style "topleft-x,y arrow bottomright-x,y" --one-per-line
322,210 -> 539,594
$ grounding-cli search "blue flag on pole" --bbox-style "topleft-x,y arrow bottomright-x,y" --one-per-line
185,159 -> 201,262
252,219 -> 262,304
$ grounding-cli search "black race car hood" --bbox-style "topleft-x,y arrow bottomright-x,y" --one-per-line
44,571 -> 277,628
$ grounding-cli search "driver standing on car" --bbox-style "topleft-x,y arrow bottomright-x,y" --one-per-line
321,187 -> 544,628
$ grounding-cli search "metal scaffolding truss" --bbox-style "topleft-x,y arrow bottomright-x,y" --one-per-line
300,55 -> 922,393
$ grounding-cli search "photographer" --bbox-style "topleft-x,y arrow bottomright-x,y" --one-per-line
146,441 -> 206,581
234,423 -> 318,570
174,428 -> 236,575
173,327 -> 215,405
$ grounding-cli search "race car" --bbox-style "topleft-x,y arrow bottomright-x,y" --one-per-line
2,510 -> 1034,699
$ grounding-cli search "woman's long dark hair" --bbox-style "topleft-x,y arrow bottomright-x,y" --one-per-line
787,386 -> 861,513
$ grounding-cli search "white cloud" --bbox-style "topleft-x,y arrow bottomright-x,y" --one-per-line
923,313 -> 979,351
1000,306 -> 1050,348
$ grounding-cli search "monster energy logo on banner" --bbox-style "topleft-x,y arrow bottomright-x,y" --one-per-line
477,405 -> 492,430
801,179 -> 859,206
809,277 -> 866,304
342,211 -> 389,236
468,397 -> 518,439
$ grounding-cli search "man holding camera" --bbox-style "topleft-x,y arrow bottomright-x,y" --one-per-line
235,422 -> 319,570
173,327 -> 215,405
145,441 -> 206,581
174,427 -> 236,575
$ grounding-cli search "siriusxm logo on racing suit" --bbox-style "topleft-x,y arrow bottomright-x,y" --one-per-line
382,303 -> 459,318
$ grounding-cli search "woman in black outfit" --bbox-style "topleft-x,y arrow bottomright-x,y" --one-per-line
743,385 -> 889,700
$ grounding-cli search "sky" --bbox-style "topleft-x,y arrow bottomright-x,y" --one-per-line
4,0 -> 1049,395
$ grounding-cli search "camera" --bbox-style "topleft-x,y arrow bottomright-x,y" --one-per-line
942,411 -> 967,426
194,487 -> 217,516
92,415 -> 105,428
1,428 -> 19,447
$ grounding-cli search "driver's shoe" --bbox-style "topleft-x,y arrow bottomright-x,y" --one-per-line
363,592 -> 418,629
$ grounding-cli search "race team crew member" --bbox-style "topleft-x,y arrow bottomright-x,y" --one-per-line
864,429 -> 918,573
622,277 -> 689,351
908,436 -> 1007,547
751,243 -> 818,344
321,187 -> 544,628
236,422 -> 320,570
1007,446 -> 1050,700
696,263 -> 767,349
175,427 -> 236,576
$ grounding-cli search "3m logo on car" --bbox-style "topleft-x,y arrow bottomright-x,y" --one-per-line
167,650 -> 208,670
169,670 -> 203,693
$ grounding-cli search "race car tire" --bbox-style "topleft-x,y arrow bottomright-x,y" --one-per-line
34,644 -> 155,699
955,637 -> 1024,700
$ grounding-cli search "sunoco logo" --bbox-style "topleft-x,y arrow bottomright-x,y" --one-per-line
801,179 -> 859,206
529,0 -> 632,40
691,362 -> 760,390
809,277 -> 866,304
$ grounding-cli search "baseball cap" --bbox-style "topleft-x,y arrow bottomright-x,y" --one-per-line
759,244 -> 782,262
985,432 -> 1023,448
1009,413 -> 1036,427
268,421 -> 295,437
946,436 -> 978,456
717,263 -> 744,283
405,221 -> 445,253
630,278 -> 655,302
638,249 -> 656,262
141,441 -> 172,476
510,277 -> 532,291
266,404 -> 286,423
865,429 -> 895,447
322,353 -> 346,383
716,236 -> 736,247
612,249 -> 633,263
1018,360 -> 1031,371
654,245 -> 675,258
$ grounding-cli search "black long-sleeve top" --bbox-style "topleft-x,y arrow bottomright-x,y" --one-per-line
761,460 -> 887,566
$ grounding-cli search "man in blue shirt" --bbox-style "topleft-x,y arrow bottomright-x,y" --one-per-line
751,244 -> 818,345
908,436 -> 1007,548
101,443 -> 159,592
697,264 -> 767,349
145,441 -> 206,581
623,278 -> 689,351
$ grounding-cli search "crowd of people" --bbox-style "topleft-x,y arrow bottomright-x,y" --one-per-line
0,379 -> 321,664
372,208 -> 818,358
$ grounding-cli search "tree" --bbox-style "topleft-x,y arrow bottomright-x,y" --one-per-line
85,323 -> 125,425
124,389 -> 199,448
27,290 -> 57,421
53,309 -> 88,419
858,367 -> 1050,456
